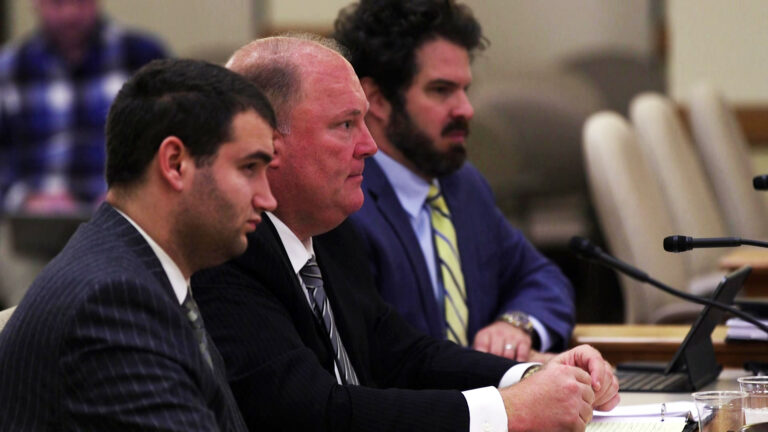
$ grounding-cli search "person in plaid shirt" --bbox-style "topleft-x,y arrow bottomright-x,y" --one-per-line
0,0 -> 167,213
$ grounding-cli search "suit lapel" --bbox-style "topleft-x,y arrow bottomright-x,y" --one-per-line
94,204 -> 246,430
235,217 -> 338,375
90,203 -> 178,304
363,159 -> 444,334
313,229 -> 370,385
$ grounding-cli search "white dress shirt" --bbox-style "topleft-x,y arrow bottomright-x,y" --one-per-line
266,212 -> 538,431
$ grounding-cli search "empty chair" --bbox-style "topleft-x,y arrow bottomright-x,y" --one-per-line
0,306 -> 15,333
630,93 -> 729,292
583,111 -> 697,323
469,71 -> 605,246
688,83 -> 768,239
563,50 -> 665,116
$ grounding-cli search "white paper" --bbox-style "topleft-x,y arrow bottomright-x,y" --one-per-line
587,418 -> 686,432
726,317 -> 768,340
593,401 -> 694,418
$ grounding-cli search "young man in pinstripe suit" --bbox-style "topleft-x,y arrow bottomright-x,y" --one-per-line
0,59 -> 276,431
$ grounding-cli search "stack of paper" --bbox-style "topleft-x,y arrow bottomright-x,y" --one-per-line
588,401 -> 694,432
726,318 -> 768,341
587,420 -> 686,432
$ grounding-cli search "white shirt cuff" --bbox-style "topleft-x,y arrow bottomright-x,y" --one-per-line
499,362 -> 539,388
462,386 -> 507,432
461,363 -> 542,432
528,315 -> 552,352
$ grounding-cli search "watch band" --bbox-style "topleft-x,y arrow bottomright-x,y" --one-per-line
497,311 -> 534,335
522,364 -> 542,380
497,311 -> 541,350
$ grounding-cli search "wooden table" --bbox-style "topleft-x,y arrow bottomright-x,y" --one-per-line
720,249 -> 768,297
572,324 -> 768,368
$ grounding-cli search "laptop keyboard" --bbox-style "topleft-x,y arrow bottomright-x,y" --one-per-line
617,371 -> 691,392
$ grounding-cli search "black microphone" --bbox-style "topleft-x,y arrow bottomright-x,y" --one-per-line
754,174 -> 768,190
663,235 -> 768,252
569,236 -> 768,335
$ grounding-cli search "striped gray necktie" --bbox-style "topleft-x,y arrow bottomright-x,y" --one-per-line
299,257 -> 359,385
182,291 -> 214,370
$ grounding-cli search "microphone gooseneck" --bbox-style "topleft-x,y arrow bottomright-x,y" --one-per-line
570,236 -> 768,336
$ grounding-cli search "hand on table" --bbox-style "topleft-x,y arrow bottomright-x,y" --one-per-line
473,321 -> 533,361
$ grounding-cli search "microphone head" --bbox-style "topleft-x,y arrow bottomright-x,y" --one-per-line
754,175 -> 768,190
663,235 -> 692,252
569,236 -> 601,259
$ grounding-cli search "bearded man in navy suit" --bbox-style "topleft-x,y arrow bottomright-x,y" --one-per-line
335,0 -> 575,361
0,58 -> 277,431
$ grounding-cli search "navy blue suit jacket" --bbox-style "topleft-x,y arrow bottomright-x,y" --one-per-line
349,158 -> 575,350
193,217 -> 518,432
0,203 -> 246,431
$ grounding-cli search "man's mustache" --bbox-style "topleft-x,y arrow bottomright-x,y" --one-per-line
441,118 -> 470,136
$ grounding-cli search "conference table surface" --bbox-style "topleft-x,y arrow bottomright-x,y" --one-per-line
572,324 -> 768,368
721,249 -> 768,296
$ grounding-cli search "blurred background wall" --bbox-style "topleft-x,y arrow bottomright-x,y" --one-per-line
5,0 -> 767,106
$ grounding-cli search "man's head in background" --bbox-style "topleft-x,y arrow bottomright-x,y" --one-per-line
33,0 -> 101,62
334,0 -> 486,180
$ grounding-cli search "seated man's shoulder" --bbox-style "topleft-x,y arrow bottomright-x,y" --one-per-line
316,219 -> 363,246
19,254 -> 174,330
440,162 -> 495,204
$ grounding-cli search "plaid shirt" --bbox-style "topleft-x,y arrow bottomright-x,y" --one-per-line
0,18 -> 167,211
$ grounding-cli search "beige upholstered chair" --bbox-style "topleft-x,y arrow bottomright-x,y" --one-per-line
630,93 -> 728,294
583,111 -> 699,323
469,71 -> 604,246
688,83 -> 768,239
0,306 -> 16,333
563,50 -> 665,116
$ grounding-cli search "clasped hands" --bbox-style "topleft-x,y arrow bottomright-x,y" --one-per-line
501,344 -> 620,432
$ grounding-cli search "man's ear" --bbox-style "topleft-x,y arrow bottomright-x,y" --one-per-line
156,136 -> 190,191
361,77 -> 391,122
269,130 -> 284,169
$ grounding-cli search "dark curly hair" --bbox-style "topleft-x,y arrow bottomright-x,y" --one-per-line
333,0 -> 487,108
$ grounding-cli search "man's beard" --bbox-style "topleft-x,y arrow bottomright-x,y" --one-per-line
385,105 -> 469,178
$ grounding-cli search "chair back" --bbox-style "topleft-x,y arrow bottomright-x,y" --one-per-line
583,111 -> 691,323
469,72 -> 604,244
689,83 -> 768,239
0,306 -> 16,333
630,93 -> 731,279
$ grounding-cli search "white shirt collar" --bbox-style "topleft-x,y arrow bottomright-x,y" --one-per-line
266,212 -> 314,274
115,208 -> 189,305
373,151 -> 437,218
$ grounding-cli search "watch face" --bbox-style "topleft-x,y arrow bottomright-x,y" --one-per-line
510,312 -> 529,325
502,312 -> 534,333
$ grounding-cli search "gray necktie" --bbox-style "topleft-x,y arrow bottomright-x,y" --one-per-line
300,257 -> 359,385
182,291 -> 214,370
181,291 -> 250,430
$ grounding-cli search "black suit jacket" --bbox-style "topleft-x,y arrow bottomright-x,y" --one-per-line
0,203 -> 246,431
193,216 -> 518,432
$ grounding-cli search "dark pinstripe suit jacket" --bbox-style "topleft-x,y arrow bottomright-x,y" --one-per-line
0,203 -> 246,431
193,217 -> 518,432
